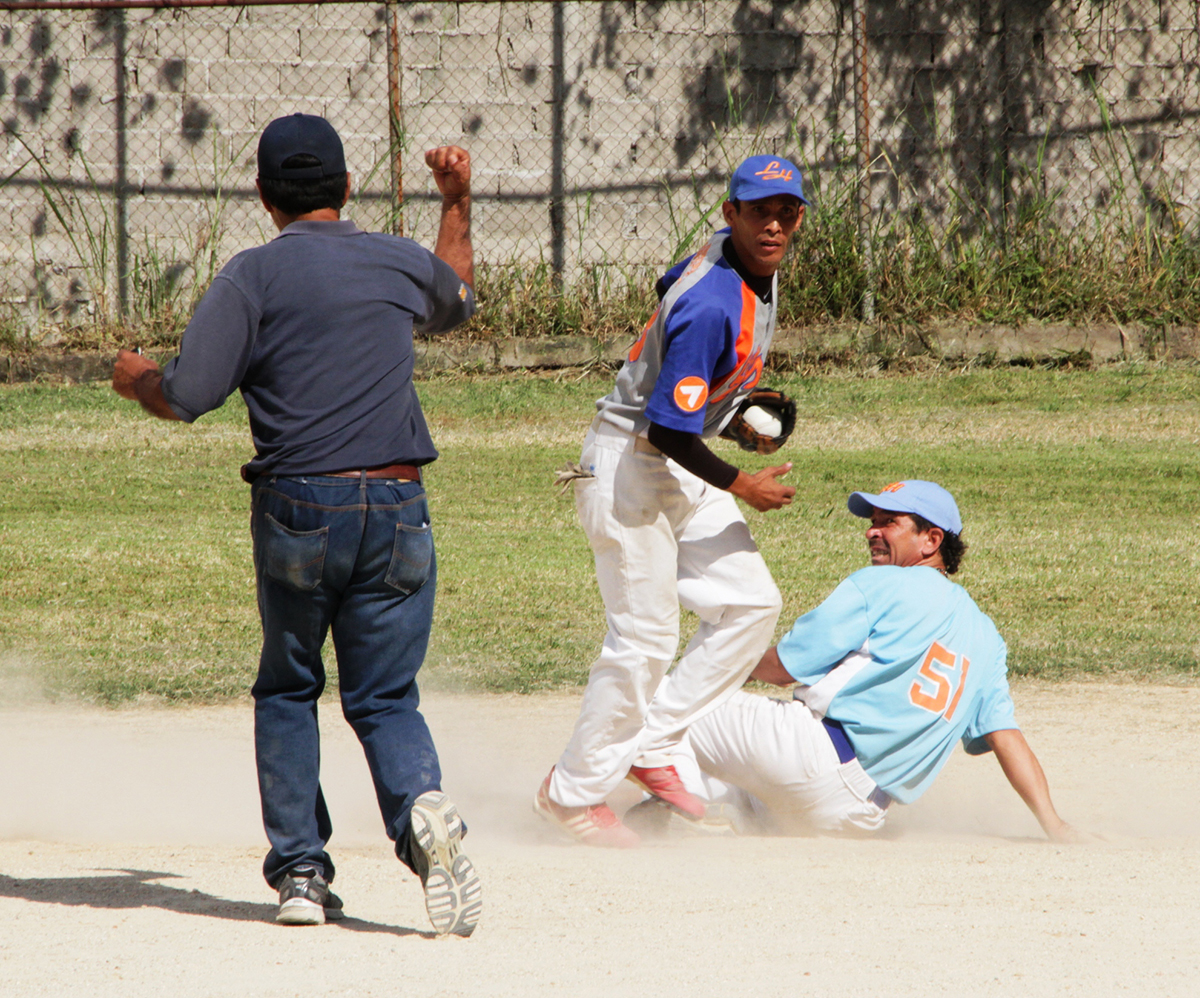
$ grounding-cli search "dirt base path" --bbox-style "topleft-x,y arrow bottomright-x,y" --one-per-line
2,682 -> 1197,997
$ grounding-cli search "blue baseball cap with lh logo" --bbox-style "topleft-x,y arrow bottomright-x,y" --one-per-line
729,154 -> 810,205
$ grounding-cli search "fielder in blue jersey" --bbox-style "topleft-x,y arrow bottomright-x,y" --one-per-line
535,157 -> 808,847
646,479 -> 1085,843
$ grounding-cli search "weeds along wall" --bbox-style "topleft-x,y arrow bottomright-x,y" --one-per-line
3,0 -> 1200,344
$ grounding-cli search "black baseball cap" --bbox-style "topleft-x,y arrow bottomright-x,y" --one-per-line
257,113 -> 346,180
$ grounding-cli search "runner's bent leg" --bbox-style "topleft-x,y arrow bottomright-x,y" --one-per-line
635,483 -> 781,767
687,692 -> 885,833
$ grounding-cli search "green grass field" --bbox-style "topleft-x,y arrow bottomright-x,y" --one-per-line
1,363 -> 1197,703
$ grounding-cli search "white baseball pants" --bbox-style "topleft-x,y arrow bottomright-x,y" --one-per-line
672,689 -> 889,834
549,422 -> 782,808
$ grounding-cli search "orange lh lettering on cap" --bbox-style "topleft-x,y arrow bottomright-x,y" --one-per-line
880,481 -> 906,494
753,160 -> 794,182
673,376 -> 709,413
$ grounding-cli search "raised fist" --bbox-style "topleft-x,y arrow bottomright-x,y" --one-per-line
425,146 -> 470,201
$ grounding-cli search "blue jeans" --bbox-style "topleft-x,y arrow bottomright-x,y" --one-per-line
250,473 -> 441,887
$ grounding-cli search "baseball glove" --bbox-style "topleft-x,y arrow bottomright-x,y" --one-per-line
720,389 -> 796,455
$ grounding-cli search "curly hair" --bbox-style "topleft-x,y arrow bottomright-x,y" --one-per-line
909,513 -> 967,575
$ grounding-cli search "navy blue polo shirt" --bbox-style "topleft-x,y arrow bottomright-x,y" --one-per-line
160,219 -> 473,476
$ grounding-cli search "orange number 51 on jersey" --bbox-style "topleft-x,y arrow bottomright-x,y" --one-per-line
909,641 -> 971,722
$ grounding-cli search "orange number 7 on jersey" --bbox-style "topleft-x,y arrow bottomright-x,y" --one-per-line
909,641 -> 971,721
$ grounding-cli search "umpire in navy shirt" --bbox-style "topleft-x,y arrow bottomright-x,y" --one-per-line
113,114 -> 481,936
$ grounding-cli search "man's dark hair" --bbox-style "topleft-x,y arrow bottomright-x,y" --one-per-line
258,154 -> 347,216
910,512 -> 967,575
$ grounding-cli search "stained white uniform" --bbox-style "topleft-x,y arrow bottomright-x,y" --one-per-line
671,565 -> 1017,833
548,230 -> 783,808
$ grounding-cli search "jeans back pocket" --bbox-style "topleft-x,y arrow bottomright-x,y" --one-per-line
384,520 -> 433,594
262,512 -> 329,592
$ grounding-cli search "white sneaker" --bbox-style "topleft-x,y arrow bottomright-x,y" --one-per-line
624,796 -> 743,838
410,791 -> 482,937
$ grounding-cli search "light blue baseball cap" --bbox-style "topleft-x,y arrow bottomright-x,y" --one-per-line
847,480 -> 963,534
729,154 -> 809,205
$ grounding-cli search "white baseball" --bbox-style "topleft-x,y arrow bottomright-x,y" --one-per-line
741,405 -> 782,437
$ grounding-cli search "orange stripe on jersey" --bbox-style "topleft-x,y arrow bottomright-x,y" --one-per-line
681,242 -> 712,278
709,282 -> 758,404
628,308 -> 659,362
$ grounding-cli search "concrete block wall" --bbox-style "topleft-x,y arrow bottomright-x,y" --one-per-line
0,0 -> 1198,333
393,0 -> 860,271
0,4 -> 392,327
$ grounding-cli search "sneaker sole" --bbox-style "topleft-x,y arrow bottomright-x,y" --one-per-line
411,792 -> 482,938
626,798 -> 738,839
276,897 -> 325,926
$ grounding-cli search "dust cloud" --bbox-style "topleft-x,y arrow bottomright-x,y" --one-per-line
1,683 -> 1195,848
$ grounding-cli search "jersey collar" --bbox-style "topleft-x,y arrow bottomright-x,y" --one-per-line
275,219 -> 362,238
719,230 -> 774,304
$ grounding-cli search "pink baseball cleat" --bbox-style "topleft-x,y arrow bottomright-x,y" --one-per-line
533,770 -> 640,849
626,764 -> 706,819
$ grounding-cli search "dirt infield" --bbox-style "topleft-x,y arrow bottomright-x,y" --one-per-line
1,683 -> 1197,997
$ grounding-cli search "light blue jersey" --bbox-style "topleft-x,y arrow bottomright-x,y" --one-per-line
776,566 -> 1016,804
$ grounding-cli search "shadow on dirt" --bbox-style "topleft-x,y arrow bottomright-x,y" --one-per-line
0,868 -> 435,937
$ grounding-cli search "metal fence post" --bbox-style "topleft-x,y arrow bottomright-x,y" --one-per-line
851,0 -> 874,323
386,2 -> 403,237
114,8 -> 129,321
550,0 -> 565,290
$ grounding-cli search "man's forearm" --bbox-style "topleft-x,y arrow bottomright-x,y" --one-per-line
986,728 -> 1071,840
113,349 -> 182,421
134,370 -> 182,421
434,195 -> 473,289
750,647 -> 794,686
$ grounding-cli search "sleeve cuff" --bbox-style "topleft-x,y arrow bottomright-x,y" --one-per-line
963,725 -> 1019,756
160,380 -> 201,423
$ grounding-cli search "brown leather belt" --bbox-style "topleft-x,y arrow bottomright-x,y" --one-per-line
325,463 -> 421,481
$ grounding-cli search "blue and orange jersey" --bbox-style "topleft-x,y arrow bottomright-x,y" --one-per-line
595,229 -> 776,438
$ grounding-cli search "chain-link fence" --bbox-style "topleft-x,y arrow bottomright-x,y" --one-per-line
3,0 -> 1199,342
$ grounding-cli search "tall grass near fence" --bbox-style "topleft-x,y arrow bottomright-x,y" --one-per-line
470,259 -> 659,341
5,111 -> 1200,351
1,132 -> 256,352
781,130 -> 1200,330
